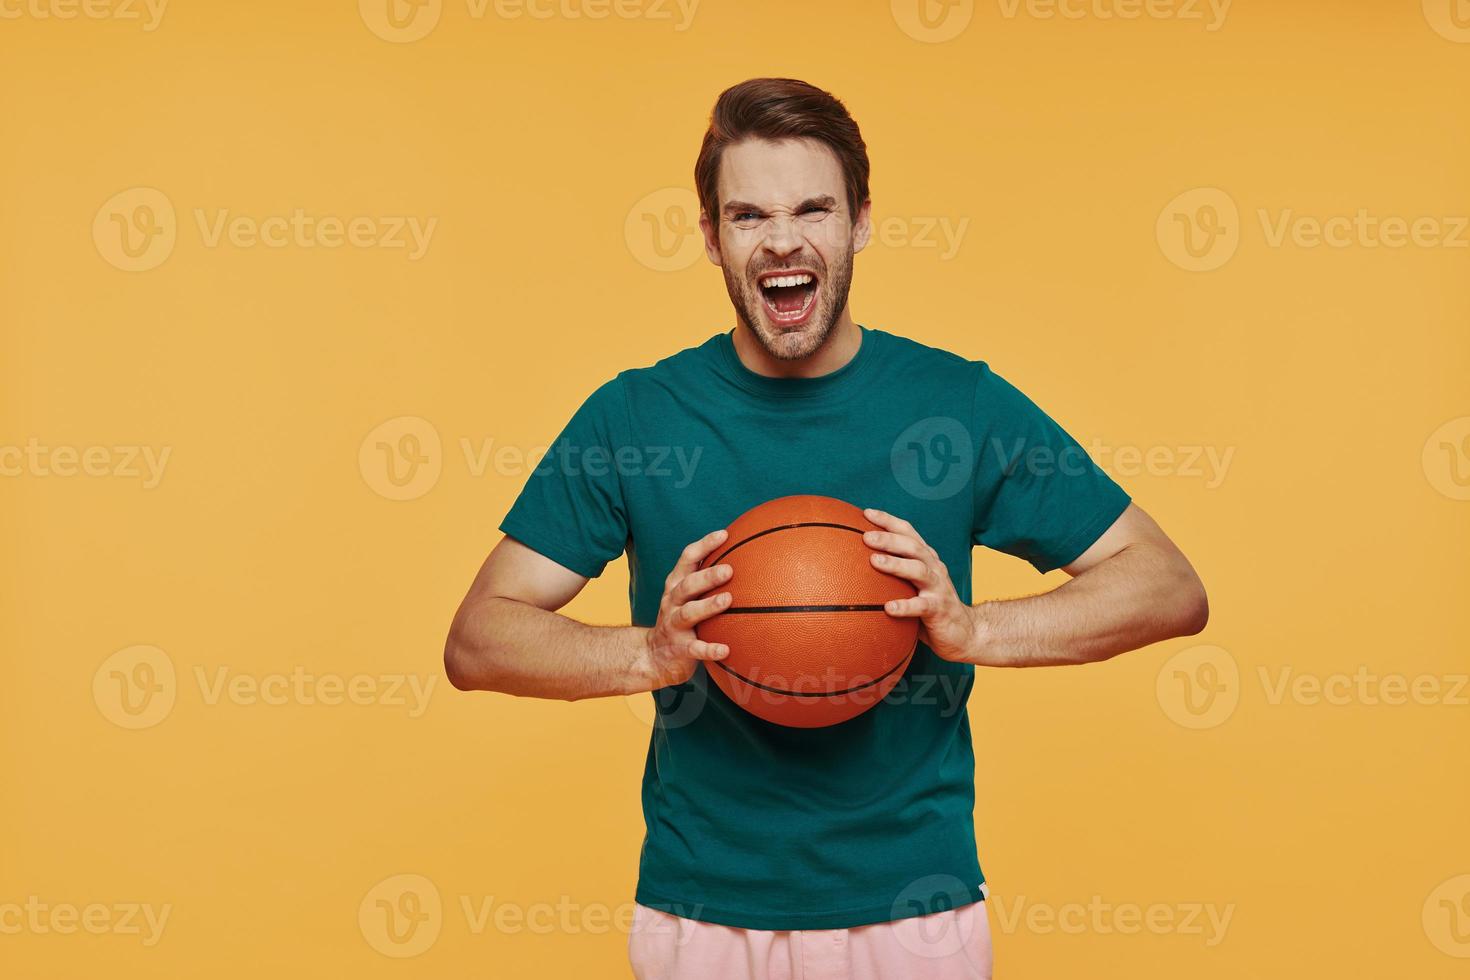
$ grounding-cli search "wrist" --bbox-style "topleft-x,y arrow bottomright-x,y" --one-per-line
625,626 -> 659,695
967,602 -> 999,667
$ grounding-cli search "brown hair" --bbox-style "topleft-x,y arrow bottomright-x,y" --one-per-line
694,78 -> 870,231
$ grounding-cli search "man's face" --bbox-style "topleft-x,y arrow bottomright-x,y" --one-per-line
700,138 -> 871,361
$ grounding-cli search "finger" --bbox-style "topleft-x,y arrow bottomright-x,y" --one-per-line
670,563 -> 733,605
883,595 -> 929,618
870,552 -> 930,585
863,507 -> 919,539
861,529 -> 927,559
672,591 -> 731,629
687,638 -> 730,661
668,528 -> 729,587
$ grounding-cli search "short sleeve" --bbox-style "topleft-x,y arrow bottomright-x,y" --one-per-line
498,376 -> 631,579
970,362 -> 1131,573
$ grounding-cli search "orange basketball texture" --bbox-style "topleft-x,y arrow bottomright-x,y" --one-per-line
694,495 -> 920,728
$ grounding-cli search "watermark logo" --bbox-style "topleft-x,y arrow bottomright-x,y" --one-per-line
94,187 -> 177,272
890,874 -> 981,959
1164,655 -> 1469,727
1161,189 -> 1469,269
93,645 -> 177,730
360,0 -> 443,42
483,0 -> 699,29
96,189 -> 437,269
362,880 -> 659,947
363,426 -> 705,501
625,187 -> 703,272
625,678 -> 709,730
1157,187 -> 1239,272
1423,416 -> 1470,501
94,649 -> 437,727
360,416 -> 443,501
1422,0 -> 1470,43
1424,874 -> 1470,957
892,416 -> 973,501
1156,644 -> 1239,730
360,874 -> 442,958
360,0 -> 698,39
891,0 -> 974,43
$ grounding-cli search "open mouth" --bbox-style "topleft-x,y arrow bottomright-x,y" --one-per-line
757,270 -> 819,327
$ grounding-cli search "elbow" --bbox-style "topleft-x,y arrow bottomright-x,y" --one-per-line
1174,569 -> 1210,638
443,630 -> 474,691
443,608 -> 497,692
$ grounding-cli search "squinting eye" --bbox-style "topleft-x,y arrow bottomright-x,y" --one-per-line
733,212 -> 761,223
799,207 -> 831,220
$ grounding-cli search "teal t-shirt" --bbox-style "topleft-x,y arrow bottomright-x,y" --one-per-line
499,325 -> 1130,930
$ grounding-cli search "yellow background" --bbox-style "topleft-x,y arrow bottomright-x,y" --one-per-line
3,0 -> 1469,976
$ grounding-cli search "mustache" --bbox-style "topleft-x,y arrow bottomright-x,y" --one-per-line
749,263 -> 823,280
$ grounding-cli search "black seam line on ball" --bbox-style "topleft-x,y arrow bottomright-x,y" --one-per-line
723,603 -> 888,613
706,521 -> 866,567
709,641 -> 916,698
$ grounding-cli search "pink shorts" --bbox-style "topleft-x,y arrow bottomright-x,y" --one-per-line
628,900 -> 993,980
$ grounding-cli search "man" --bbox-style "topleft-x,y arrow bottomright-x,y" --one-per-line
445,77 -> 1207,979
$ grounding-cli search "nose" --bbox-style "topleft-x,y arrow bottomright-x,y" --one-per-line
760,212 -> 805,257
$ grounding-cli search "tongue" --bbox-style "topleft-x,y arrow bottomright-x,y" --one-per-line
767,284 -> 811,313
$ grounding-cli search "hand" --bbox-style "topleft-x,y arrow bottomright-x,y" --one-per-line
862,507 -> 979,664
637,528 -> 735,689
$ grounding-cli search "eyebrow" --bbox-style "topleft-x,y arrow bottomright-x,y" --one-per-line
721,195 -> 838,218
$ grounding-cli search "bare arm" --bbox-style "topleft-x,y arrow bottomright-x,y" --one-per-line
863,502 -> 1208,669
970,503 -> 1208,667
443,531 -> 736,701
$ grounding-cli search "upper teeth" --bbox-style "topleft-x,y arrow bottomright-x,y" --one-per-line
762,273 -> 813,288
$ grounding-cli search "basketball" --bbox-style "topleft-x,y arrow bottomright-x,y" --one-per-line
694,494 -> 920,728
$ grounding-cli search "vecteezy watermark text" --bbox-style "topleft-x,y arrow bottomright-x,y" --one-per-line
0,439 -> 170,488
0,897 -> 171,946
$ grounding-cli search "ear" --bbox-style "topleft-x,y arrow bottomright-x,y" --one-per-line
852,198 -> 873,254
699,210 -> 723,266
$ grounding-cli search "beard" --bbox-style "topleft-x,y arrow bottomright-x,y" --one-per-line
722,242 -> 855,362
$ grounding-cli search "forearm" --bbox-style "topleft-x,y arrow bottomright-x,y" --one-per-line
444,595 -> 655,700
970,542 -> 1208,668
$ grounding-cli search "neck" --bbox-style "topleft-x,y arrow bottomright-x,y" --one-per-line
731,310 -> 861,379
